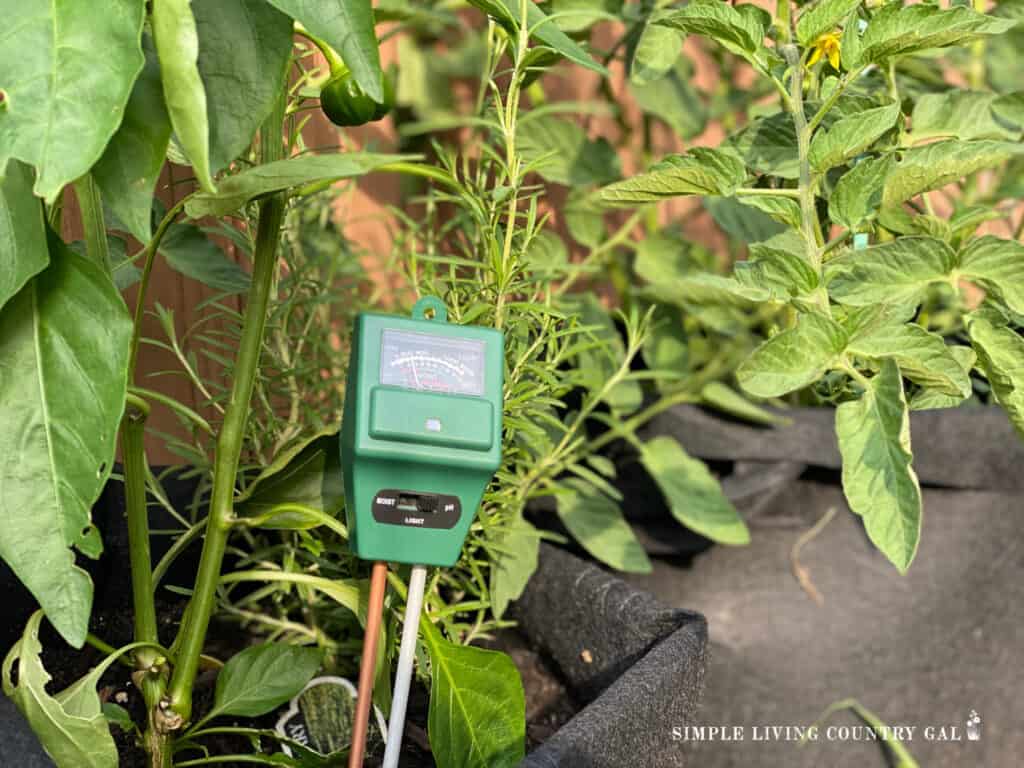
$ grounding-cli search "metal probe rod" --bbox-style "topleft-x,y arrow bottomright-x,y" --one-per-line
348,560 -> 389,768
382,564 -> 428,768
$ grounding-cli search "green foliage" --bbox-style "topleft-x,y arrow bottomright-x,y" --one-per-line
594,0 -> 1024,573
421,619 -> 525,768
210,643 -> 323,719
0,161 -> 48,310
0,235 -> 131,647
0,0 -> 145,201
2,613 -> 123,767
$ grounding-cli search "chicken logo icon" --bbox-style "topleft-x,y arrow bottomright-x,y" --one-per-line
966,710 -> 981,742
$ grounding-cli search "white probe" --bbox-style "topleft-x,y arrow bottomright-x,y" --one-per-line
382,564 -> 428,768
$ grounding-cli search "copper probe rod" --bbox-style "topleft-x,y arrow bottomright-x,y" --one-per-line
349,560 -> 389,768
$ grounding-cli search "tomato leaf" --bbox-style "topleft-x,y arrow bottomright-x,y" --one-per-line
847,323 -> 972,398
809,102 -> 901,173
857,4 -> 1015,65
194,0 -> 294,175
213,643 -> 323,719
956,235 -> 1024,316
968,316 -> 1024,437
421,620 -> 525,768
0,160 -> 48,311
598,148 -> 747,205
829,154 -> 893,232
0,234 -> 132,647
267,0 -> 384,101
911,91 -> 1023,143
655,0 -> 768,59
152,0 -> 217,193
555,479 -> 651,573
629,14 -> 683,86
826,236 -> 957,307
0,0 -> 145,201
796,0 -> 862,47
737,313 -> 848,398
517,115 -> 620,187
489,520 -> 540,619
881,140 -> 1022,208
640,436 -> 750,544
836,360 -> 922,574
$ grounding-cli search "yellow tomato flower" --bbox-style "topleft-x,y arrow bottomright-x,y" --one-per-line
808,32 -> 842,70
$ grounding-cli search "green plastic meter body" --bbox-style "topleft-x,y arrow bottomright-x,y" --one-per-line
340,297 -> 503,567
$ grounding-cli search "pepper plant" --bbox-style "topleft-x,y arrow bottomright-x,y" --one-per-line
0,0 -> 612,765
594,0 -> 1024,573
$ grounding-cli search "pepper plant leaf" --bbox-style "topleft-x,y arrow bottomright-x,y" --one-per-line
857,3 -> 1016,65
194,0 -> 294,175
0,160 -> 48,311
826,236 -> 958,307
598,148 -> 746,205
0,234 -> 132,648
152,0 -> 217,193
159,222 -> 251,294
847,323 -> 972,398
0,0 -> 145,201
796,0 -> 862,47
213,643 -> 323,719
235,429 -> 344,521
640,436 -> 749,545
92,43 -> 171,246
555,479 -> 651,573
2,612 -> 120,767
809,102 -> 901,173
835,360 -> 922,574
267,0 -> 384,100
737,313 -> 848,398
881,140 -> 1022,208
421,620 -> 525,768
968,316 -> 1024,437
956,236 -> 1024,316
185,152 -> 417,217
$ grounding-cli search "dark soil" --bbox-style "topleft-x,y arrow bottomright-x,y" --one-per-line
31,596 -> 578,768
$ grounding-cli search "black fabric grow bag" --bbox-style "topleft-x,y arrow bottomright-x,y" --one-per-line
626,403 -> 1024,768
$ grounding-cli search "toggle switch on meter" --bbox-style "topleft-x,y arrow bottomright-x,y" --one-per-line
340,296 -> 504,567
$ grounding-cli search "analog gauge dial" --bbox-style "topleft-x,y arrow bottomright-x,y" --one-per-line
380,330 -> 486,396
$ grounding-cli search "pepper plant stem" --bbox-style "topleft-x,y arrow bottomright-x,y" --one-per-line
165,99 -> 286,724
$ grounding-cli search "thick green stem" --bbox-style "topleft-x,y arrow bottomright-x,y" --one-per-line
122,398 -> 173,768
73,174 -> 110,271
164,99 -> 286,724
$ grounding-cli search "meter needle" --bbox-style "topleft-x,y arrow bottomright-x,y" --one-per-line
349,560 -> 388,768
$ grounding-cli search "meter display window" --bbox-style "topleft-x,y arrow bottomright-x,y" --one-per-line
380,330 -> 486,396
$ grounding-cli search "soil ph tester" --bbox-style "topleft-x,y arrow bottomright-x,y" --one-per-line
340,296 -> 503,766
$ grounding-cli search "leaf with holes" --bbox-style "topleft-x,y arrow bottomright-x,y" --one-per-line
0,234 -> 131,647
